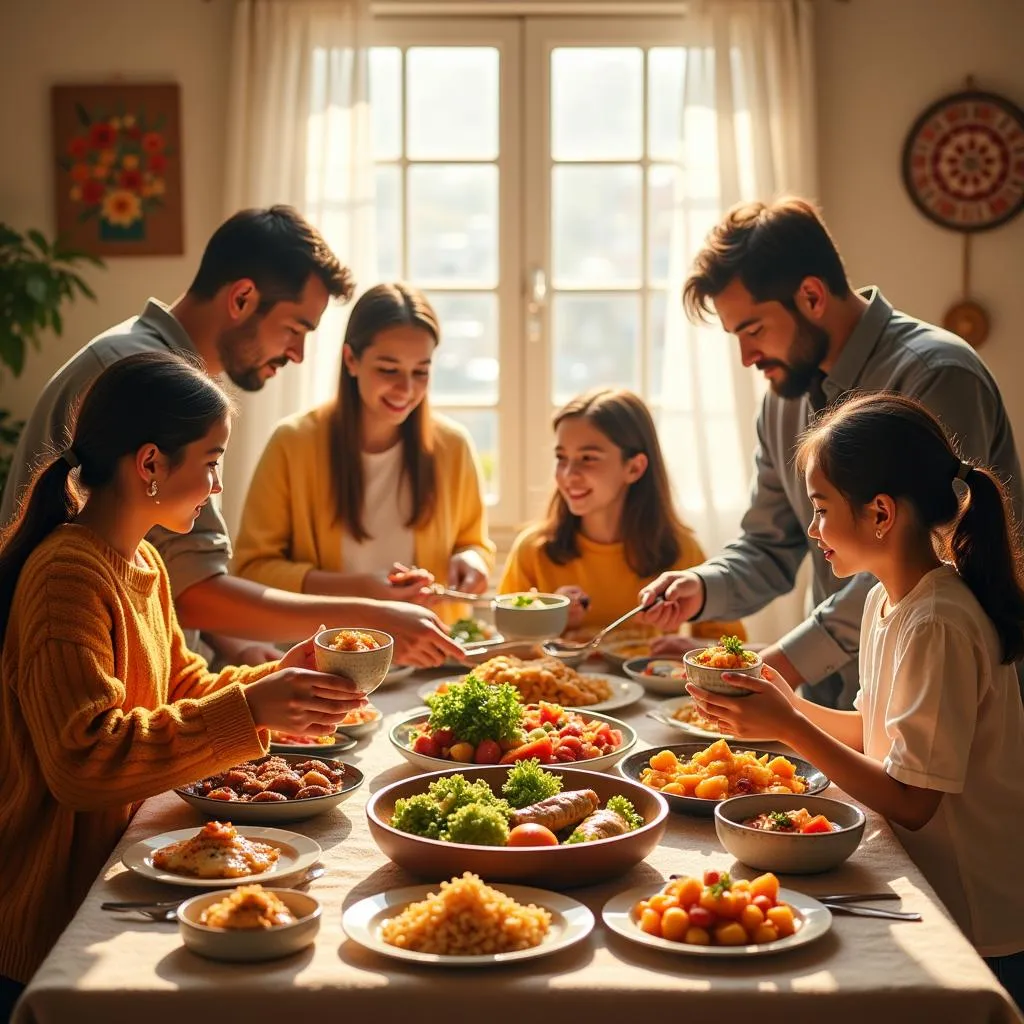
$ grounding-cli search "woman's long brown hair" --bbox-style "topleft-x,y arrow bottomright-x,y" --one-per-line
329,283 -> 438,540
798,391 -> 1024,663
541,388 -> 690,578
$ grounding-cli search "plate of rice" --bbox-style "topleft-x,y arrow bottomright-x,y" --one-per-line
341,872 -> 594,965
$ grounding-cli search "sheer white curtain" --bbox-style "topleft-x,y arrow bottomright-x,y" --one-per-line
656,0 -> 817,640
221,0 -> 375,534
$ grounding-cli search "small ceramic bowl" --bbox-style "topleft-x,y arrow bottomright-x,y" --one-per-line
177,888 -> 321,962
314,627 -> 394,695
622,657 -> 688,696
492,593 -> 570,641
683,645 -> 763,697
714,793 -> 866,874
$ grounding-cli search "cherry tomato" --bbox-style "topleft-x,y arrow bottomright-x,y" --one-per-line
752,895 -> 775,914
412,734 -> 440,758
688,906 -> 714,929
703,869 -> 721,886
507,824 -> 560,847
473,739 -> 502,764
432,728 -> 455,748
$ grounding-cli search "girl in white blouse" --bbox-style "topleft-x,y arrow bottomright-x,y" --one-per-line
687,392 -> 1024,1008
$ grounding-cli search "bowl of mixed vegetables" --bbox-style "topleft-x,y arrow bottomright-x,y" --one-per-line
390,677 -> 636,774
492,592 -> 570,640
366,759 -> 668,887
714,793 -> 865,874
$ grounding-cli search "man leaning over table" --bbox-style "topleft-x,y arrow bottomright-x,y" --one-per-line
0,205 -> 463,670
641,196 -> 1023,709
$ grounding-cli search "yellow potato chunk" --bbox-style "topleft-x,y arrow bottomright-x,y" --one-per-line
694,775 -> 730,800
767,904 -> 797,938
714,922 -> 750,946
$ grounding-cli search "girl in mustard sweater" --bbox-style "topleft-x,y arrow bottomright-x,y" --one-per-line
500,388 -> 744,641
0,353 -> 365,1002
232,284 -> 494,612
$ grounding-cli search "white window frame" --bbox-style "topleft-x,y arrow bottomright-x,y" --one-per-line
368,17 -> 525,531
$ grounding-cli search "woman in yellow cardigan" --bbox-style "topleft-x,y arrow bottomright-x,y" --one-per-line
233,283 -> 494,612
500,388 -> 745,643
0,354 -> 365,1002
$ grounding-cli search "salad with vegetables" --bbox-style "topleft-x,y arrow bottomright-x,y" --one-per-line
390,759 -> 646,847
410,676 -> 625,765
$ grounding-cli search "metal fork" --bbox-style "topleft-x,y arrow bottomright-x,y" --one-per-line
101,865 -> 326,921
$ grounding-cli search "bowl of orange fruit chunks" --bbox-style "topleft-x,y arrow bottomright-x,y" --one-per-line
617,739 -> 829,816
714,793 -> 865,874
603,869 -> 832,956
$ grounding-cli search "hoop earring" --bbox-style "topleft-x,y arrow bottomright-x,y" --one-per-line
875,529 -> 883,540
147,480 -> 159,501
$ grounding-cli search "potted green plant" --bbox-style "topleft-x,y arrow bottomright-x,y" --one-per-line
0,224 -> 103,497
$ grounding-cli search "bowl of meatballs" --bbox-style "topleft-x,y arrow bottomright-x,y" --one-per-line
176,753 -> 365,823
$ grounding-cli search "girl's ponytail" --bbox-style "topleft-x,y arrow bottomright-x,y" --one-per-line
0,453 -> 80,638
950,465 -> 1024,663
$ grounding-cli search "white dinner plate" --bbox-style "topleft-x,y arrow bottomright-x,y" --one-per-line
649,696 -> 774,745
417,673 -> 645,713
343,883 -> 594,966
602,885 -> 831,957
122,826 -> 322,888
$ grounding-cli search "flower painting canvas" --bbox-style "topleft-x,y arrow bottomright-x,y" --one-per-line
51,83 -> 183,256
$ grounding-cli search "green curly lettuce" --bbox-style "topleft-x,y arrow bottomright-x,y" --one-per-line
501,758 -> 563,809
426,773 -> 509,818
424,676 -> 524,746
390,793 -> 445,839
606,795 -> 644,831
442,802 -> 510,846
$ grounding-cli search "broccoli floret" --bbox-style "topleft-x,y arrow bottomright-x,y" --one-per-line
442,802 -> 510,846
501,758 -> 563,809
390,793 -> 445,839
606,795 -> 644,832
426,773 -> 508,818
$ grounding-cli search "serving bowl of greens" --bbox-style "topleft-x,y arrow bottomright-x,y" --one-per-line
366,760 -> 668,887
390,677 -> 637,774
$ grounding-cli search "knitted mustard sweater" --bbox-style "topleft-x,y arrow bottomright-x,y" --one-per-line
0,525 -> 274,982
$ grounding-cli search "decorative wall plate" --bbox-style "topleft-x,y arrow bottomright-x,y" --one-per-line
902,89 -> 1024,233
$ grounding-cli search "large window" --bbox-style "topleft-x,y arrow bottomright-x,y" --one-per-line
364,16 -> 749,531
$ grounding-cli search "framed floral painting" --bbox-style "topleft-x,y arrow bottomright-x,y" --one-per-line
51,83 -> 183,256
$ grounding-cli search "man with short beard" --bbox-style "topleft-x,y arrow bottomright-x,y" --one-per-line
641,197 -> 1022,708
1,206 -> 463,669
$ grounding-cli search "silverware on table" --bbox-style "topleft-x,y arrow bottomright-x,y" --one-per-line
820,903 -> 921,921
541,597 -> 663,659
101,864 -> 327,920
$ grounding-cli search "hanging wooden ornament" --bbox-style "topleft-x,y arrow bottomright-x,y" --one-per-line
901,77 -> 1024,348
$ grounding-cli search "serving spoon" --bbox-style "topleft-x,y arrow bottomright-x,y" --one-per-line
540,598 -> 661,659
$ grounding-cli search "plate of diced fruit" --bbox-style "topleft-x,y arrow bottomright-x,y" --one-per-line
603,869 -> 831,956
391,677 -> 636,774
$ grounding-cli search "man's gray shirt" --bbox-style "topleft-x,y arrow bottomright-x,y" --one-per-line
693,287 -> 1023,708
1,300 -> 232,598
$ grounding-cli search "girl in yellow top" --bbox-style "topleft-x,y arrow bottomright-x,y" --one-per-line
233,283 -> 494,615
0,353 -> 364,999
499,388 -> 744,641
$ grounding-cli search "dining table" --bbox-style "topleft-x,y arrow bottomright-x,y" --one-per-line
13,662 -> 1023,1024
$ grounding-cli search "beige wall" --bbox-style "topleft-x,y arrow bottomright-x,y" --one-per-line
0,0 -> 234,420
815,0 -> 1024,443
2,0 -> 1023,441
